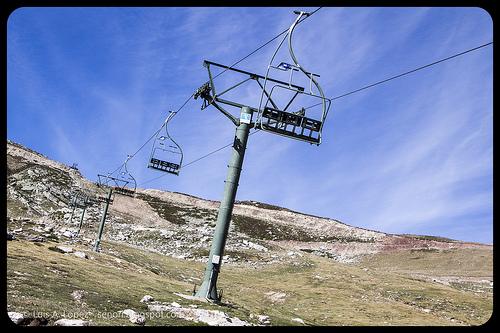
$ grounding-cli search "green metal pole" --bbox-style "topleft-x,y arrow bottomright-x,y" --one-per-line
93,188 -> 113,252
195,106 -> 253,301
76,206 -> 87,236
68,201 -> 76,224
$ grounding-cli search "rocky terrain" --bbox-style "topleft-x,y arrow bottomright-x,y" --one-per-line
6,140 -> 493,326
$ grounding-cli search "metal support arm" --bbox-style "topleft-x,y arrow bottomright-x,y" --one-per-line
211,100 -> 240,126
195,83 -> 240,126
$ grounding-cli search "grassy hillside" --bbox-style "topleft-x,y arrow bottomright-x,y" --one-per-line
6,140 -> 493,326
7,239 -> 492,326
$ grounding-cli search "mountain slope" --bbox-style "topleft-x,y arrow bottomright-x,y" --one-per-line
6,140 -> 493,326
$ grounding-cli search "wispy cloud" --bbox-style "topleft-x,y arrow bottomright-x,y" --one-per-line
7,7 -> 493,243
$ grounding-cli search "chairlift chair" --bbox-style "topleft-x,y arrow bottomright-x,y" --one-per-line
95,173 -> 122,203
148,111 -> 183,175
96,194 -> 114,204
194,11 -> 331,145
73,192 -> 89,209
68,189 -> 81,206
255,11 -> 332,145
80,188 -> 99,206
86,193 -> 101,205
113,155 -> 137,197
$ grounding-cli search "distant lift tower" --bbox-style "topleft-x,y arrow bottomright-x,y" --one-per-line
72,190 -> 91,235
67,189 -> 90,225
93,159 -> 137,252
192,11 -> 331,302
75,188 -> 103,237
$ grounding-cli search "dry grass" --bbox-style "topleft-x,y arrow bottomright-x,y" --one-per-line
7,239 -> 492,326
360,248 -> 492,277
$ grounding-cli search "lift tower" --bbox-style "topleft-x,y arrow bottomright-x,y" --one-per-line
192,11 -> 330,302
193,105 -> 254,301
93,186 -> 113,252
93,166 -> 136,252
67,190 -> 90,225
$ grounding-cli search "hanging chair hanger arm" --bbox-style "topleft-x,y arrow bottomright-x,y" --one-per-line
127,174 -> 137,192
164,113 -> 184,166
288,11 -> 326,115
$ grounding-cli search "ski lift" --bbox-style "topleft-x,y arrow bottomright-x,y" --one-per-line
95,172 -> 130,203
95,184 -> 114,203
72,191 -> 89,208
113,155 -> 137,197
147,111 -> 183,175
255,10 -> 332,145
80,188 -> 99,206
65,189 -> 92,211
96,192 -> 114,204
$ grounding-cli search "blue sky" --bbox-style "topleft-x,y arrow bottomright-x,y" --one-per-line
7,7 -> 493,244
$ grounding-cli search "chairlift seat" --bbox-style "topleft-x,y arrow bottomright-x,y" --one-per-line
97,195 -> 114,204
88,196 -> 100,205
148,157 -> 180,174
74,200 -> 87,208
113,186 -> 135,197
260,107 -> 321,144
